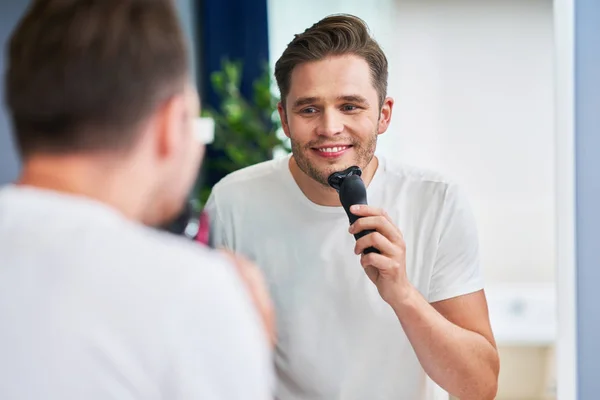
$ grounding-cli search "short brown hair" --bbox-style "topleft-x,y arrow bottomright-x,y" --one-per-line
4,0 -> 189,157
274,14 -> 388,109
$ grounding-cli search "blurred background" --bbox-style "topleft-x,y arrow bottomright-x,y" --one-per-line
1,1 -> 589,399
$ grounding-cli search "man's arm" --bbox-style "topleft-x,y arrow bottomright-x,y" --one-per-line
349,183 -> 499,400
390,288 -> 499,400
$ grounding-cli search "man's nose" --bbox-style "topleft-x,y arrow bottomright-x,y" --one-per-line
316,109 -> 344,137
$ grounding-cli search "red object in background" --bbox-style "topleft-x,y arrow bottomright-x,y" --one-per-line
195,211 -> 210,246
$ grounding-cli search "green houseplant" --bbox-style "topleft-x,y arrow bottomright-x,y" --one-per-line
198,59 -> 290,205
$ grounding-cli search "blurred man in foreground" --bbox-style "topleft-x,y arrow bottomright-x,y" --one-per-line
0,0 -> 274,398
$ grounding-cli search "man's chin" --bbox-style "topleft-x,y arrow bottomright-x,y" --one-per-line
324,161 -> 363,176
313,164 -> 358,188
155,201 -> 192,232
293,153 -> 364,187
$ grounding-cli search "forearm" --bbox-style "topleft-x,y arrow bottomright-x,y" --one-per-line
390,286 -> 499,400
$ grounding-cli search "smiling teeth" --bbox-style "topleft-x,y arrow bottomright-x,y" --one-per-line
318,146 -> 347,153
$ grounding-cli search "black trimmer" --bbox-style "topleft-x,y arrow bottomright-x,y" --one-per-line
328,166 -> 380,254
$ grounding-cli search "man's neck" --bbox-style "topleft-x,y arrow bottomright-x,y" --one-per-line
289,156 -> 379,207
16,154 -> 151,222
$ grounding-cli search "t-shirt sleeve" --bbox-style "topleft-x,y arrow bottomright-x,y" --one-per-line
163,252 -> 274,399
428,183 -> 484,303
204,190 -> 232,250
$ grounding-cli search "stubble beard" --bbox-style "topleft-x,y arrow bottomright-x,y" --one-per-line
290,132 -> 378,188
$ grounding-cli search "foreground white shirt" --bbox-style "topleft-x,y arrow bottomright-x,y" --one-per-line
0,186 -> 273,400
205,155 -> 483,400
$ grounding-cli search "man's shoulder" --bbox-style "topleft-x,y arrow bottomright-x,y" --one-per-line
378,157 -> 466,212
208,158 -> 288,212
116,225 -> 247,299
213,158 -> 285,192
128,224 -> 226,267
380,157 -> 455,188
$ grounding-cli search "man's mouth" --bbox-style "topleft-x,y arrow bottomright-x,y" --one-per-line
316,145 -> 349,153
312,145 -> 353,156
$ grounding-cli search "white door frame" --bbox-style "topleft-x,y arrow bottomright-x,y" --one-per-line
553,0 -> 577,398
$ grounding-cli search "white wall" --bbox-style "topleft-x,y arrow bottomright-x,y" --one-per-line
268,0 -> 556,284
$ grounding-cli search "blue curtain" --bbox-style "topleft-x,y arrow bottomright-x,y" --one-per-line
199,0 -> 270,190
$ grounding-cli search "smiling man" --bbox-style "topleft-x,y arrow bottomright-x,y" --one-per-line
205,14 -> 499,400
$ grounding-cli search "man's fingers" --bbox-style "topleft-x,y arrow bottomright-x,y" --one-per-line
354,231 -> 396,255
349,204 -> 383,216
360,251 -> 400,274
350,216 -> 403,244
349,205 -> 395,224
244,265 -> 277,346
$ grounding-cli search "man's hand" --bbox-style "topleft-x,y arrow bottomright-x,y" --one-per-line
349,205 -> 499,399
348,204 -> 412,306
221,250 -> 277,348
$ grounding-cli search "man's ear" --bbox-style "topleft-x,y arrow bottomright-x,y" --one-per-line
277,101 -> 291,139
154,94 -> 187,159
377,97 -> 394,135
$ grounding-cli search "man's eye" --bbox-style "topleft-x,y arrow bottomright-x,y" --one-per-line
300,107 -> 318,114
342,104 -> 358,112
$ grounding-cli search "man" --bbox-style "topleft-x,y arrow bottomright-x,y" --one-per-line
0,0 -> 274,399
205,14 -> 500,400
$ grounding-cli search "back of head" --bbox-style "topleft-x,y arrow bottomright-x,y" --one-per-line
274,14 -> 388,109
4,0 -> 189,157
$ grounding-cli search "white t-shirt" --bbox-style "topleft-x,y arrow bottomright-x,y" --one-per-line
205,155 -> 484,400
0,186 -> 274,400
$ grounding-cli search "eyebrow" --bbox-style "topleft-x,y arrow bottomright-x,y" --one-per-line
292,96 -> 319,108
291,94 -> 371,109
337,95 -> 370,106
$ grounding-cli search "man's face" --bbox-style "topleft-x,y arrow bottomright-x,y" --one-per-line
278,54 -> 392,187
